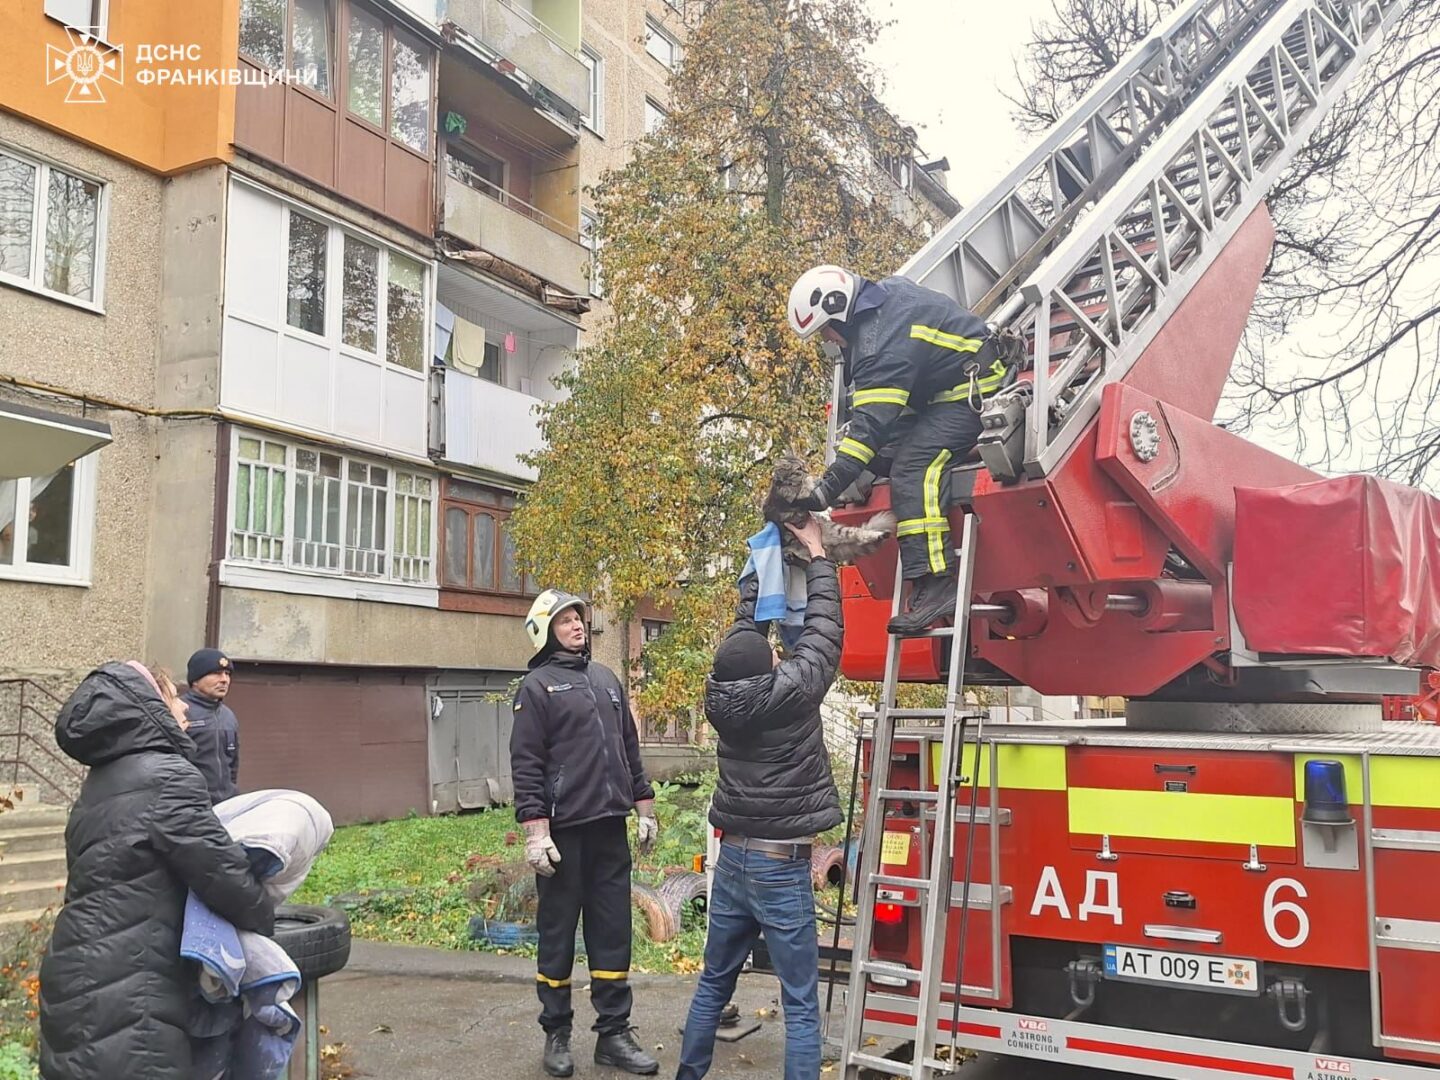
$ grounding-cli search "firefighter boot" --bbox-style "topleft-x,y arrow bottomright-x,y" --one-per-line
887,571 -> 959,635
543,1030 -> 574,1078
594,1029 -> 659,1075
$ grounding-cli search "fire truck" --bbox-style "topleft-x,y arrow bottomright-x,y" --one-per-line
818,0 -> 1440,1077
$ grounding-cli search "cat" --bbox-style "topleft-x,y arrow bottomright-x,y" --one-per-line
763,452 -> 894,566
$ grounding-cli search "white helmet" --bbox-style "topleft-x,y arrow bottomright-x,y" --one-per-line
787,265 -> 857,340
525,589 -> 587,652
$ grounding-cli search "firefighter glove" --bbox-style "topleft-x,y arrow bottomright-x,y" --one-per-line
523,818 -> 562,877
635,800 -> 659,854
795,488 -> 828,512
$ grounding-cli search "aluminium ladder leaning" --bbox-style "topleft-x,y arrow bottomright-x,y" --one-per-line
839,513 -> 985,1080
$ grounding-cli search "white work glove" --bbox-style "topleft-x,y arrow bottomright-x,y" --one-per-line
523,818 -> 562,877
635,799 -> 659,854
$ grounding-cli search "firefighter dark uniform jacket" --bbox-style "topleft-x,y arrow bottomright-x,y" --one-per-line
811,275 -> 1005,506
510,646 -> 655,828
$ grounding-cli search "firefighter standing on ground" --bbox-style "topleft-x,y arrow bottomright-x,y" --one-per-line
510,589 -> 661,1078
787,265 -> 1011,633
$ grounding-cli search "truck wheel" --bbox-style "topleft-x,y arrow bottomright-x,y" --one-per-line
1127,700 -> 1382,734
274,904 -> 352,980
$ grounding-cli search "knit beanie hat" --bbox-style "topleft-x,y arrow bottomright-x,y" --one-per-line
711,628 -> 774,683
187,648 -> 232,685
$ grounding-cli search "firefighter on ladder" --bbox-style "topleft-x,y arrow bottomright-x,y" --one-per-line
787,265 -> 1013,633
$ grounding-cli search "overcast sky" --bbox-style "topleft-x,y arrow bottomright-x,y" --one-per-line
866,0 -> 1060,205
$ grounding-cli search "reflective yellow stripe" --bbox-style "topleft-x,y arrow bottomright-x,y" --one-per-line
932,743 -> 1067,790
837,437 -> 875,464
537,974 -> 571,988
590,969 -> 630,980
1068,789 -> 1296,848
854,387 -> 910,407
1292,754 -> 1440,809
895,516 -> 949,537
911,324 -> 984,353
929,359 -> 1010,404
1372,756 -> 1440,808
922,449 -> 952,574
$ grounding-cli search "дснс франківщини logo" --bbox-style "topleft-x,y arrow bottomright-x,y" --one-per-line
46,26 -> 123,104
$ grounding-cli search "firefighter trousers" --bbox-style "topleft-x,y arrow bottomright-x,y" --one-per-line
891,399 -> 984,581
534,814 -> 635,1036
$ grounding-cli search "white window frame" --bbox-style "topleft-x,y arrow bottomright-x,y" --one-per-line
644,18 -> 680,70
579,44 -> 605,136
644,97 -> 668,135
0,454 -> 99,587
273,202 -> 430,375
0,143 -> 108,313
43,0 -> 109,38
579,208 -> 603,298
225,429 -> 437,590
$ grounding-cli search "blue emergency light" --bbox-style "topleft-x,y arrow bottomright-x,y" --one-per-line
1302,760 -> 1352,824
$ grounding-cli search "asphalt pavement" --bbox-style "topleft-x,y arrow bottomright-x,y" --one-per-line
318,941 -> 1125,1079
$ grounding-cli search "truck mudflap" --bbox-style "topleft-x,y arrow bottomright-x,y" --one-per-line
861,992 -> 1440,1079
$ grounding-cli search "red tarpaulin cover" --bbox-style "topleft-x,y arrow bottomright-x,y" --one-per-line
1233,475 -> 1440,669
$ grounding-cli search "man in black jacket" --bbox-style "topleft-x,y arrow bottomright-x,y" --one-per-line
787,264 -> 1011,634
182,648 -> 241,804
677,516 -> 843,1080
511,589 -> 660,1078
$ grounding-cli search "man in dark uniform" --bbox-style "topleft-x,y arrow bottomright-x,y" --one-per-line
786,264 -> 1012,634
182,648 -> 241,804
510,589 -> 660,1077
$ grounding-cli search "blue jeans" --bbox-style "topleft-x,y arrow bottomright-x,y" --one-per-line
677,843 -> 820,1080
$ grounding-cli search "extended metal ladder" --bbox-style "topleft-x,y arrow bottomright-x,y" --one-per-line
840,514 -> 984,1080
901,0 -> 1412,482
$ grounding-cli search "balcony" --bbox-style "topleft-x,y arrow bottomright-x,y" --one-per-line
440,368 -> 545,481
447,0 -> 588,117
442,165 -> 589,297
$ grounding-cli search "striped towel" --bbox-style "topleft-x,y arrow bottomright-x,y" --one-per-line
740,522 -> 807,649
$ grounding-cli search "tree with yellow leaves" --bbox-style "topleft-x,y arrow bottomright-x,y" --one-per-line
509,0 -> 929,724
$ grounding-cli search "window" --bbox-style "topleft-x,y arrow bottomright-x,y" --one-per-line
0,457 -> 97,586
644,19 -> 680,69
290,0 -> 333,96
346,6 -> 385,126
279,201 -> 427,368
390,31 -> 431,153
386,253 -> 425,371
644,98 -> 668,136
0,147 -> 105,308
579,45 -> 604,135
240,0 -> 333,95
439,479 -> 537,596
342,8 -> 432,155
44,0 -> 106,34
230,433 -> 435,584
341,235 -> 379,352
286,211 -> 328,335
642,619 -> 669,644
475,341 -> 502,385
446,142 -> 505,197
580,209 -> 603,298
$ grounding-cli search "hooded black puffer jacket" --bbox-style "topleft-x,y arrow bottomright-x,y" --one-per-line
705,558 -> 845,840
39,663 -> 275,1080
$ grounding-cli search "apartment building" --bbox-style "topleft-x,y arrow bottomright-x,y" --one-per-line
0,0 -> 960,821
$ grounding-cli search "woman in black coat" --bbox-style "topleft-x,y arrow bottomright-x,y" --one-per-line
39,662 -> 275,1080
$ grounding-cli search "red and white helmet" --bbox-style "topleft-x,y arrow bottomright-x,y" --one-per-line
787,264 -> 857,340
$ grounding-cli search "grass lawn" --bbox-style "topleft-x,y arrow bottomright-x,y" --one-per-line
293,782 -> 717,974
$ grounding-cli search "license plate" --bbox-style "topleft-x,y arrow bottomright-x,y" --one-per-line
1103,944 -> 1260,995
